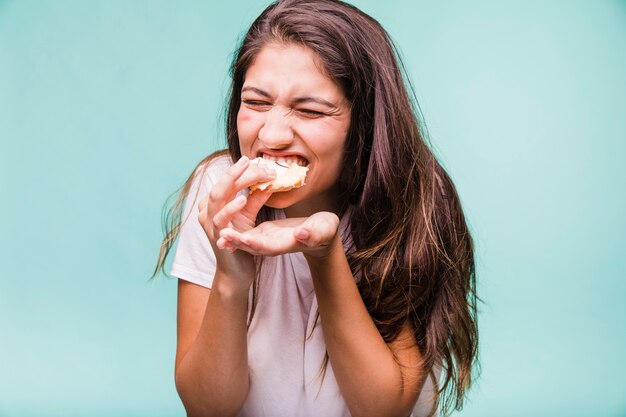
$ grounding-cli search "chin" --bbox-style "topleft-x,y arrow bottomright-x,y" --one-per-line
264,191 -> 301,209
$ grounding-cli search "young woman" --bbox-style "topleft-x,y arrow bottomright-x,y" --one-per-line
154,1 -> 479,416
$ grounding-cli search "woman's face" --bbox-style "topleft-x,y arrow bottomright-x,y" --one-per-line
237,42 -> 351,217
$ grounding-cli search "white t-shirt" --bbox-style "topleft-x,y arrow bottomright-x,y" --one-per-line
171,154 -> 438,417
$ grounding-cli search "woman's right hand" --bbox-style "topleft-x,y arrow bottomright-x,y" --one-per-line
197,156 -> 275,291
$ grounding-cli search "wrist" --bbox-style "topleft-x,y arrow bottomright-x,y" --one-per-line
303,233 -> 343,264
212,271 -> 252,302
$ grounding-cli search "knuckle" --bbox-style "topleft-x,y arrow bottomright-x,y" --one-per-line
208,189 -> 220,203
225,164 -> 242,178
226,165 -> 238,176
212,214 -> 222,229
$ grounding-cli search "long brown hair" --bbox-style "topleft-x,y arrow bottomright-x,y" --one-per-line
154,1 -> 478,415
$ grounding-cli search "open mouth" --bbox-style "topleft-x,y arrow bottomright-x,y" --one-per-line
259,153 -> 309,168
249,153 -> 310,192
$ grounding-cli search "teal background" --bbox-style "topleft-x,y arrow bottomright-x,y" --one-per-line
1,0 -> 625,416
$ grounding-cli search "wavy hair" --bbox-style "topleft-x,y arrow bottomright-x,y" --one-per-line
154,1 -> 479,415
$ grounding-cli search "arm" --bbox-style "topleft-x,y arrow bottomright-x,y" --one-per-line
174,156 -> 274,417
306,235 -> 426,417
219,212 -> 427,417
175,277 -> 250,417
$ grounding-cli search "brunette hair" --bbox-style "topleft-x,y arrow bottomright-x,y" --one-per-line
154,1 -> 478,415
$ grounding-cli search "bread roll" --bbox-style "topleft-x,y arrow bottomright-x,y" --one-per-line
249,157 -> 309,192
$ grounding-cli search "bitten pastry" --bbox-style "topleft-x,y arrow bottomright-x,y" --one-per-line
249,157 -> 309,192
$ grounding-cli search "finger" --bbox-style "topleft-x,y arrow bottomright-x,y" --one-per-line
222,227 -> 275,255
198,195 -> 208,212
216,236 -> 229,250
212,194 -> 247,230
240,189 -> 273,219
216,234 -> 237,252
219,228 -> 264,255
209,160 -> 275,209
220,227 -> 242,242
220,228 -> 257,249
208,156 -> 250,207
234,164 -> 277,190
294,212 -> 339,247
198,196 -> 209,226
294,227 -> 310,242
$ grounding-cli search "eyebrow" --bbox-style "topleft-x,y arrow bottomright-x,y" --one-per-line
241,86 -> 337,109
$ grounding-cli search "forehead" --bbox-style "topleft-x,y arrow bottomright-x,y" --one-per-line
243,42 -> 341,97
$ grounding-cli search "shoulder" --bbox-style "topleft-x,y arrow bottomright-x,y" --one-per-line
205,151 -> 233,171
200,150 -> 233,177
192,150 -> 234,193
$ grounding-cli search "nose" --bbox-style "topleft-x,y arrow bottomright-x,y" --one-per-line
257,107 -> 294,149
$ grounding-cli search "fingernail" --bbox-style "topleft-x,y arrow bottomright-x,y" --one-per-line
235,195 -> 246,205
295,228 -> 310,241
236,156 -> 249,167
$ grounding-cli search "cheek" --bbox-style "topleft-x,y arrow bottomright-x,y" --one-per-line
237,109 -> 258,146
236,108 -> 253,133
326,129 -> 348,180
313,136 -> 346,183
310,118 -> 346,142
313,124 -> 347,160
237,108 -> 254,124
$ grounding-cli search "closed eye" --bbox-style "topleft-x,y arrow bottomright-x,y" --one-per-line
297,109 -> 325,118
242,99 -> 271,107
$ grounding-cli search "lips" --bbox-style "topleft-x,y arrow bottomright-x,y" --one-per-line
260,152 -> 309,167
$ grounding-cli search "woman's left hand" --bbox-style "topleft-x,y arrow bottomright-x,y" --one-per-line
219,211 -> 340,258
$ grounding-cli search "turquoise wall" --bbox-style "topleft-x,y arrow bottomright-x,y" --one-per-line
1,1 -> 625,416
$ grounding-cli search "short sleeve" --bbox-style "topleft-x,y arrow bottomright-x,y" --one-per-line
170,155 -> 232,288
411,366 -> 440,417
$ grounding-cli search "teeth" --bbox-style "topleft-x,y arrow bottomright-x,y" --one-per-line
262,153 -> 307,167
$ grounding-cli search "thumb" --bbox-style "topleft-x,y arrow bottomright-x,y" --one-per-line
241,189 -> 273,219
293,212 -> 339,247
294,226 -> 311,242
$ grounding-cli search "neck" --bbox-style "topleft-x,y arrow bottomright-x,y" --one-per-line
284,187 -> 344,218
